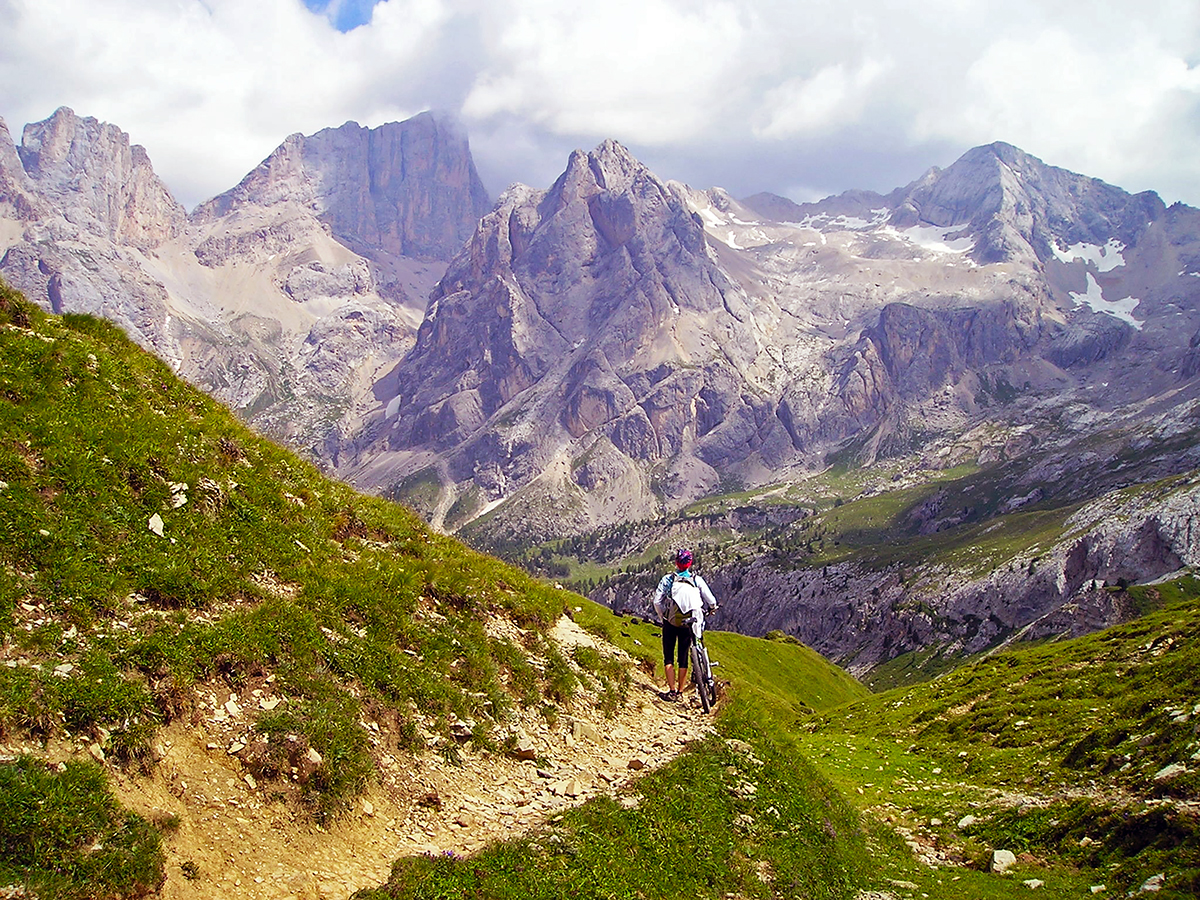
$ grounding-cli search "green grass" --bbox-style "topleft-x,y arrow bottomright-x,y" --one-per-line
8,276 -> 1200,899
0,756 -> 164,899
0,282 -> 578,843
385,467 -> 443,520
354,693 -> 873,900
795,573 -> 1200,898
353,584 -> 1200,900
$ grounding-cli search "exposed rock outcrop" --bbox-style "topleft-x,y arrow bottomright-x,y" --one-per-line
0,107 -> 490,457
347,140 -> 778,521
596,475 -> 1200,676
192,113 -> 491,263
343,135 -> 1200,544
18,107 -> 186,248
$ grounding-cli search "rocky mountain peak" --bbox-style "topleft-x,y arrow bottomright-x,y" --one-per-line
352,139 -> 757,514
0,117 -> 40,222
193,112 -> 491,262
18,107 -> 185,248
587,139 -> 643,191
891,141 -> 1167,264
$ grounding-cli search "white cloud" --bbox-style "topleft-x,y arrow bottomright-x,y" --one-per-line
0,0 -> 450,206
462,0 -> 750,143
754,59 -> 889,138
0,0 -> 1198,209
910,24 -> 1200,197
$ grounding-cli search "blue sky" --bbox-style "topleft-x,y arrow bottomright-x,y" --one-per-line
302,0 -> 380,32
2,0 -> 1198,211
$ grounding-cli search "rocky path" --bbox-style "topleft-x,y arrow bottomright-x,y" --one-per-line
107,617 -> 716,900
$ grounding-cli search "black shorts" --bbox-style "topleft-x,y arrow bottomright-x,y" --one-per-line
661,621 -> 693,668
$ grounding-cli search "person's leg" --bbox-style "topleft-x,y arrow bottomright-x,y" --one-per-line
677,628 -> 693,692
662,625 -> 678,695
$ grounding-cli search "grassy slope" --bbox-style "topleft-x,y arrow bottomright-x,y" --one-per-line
357,600 -> 878,900
8,279 -> 1199,899
360,580 -> 1200,900
798,576 -> 1200,899
0,282 -> 884,900
0,284 -> 576,896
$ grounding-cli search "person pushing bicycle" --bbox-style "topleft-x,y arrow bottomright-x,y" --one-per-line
652,548 -> 718,701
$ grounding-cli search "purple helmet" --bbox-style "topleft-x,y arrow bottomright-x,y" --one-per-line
673,548 -> 693,569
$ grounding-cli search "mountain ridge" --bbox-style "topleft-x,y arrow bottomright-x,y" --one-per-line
5,105 -> 1200,679
0,106 -> 492,459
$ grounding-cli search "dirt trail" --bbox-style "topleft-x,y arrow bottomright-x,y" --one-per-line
106,616 -> 716,900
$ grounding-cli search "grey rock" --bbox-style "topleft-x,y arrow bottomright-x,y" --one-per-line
193,112 -> 490,262
18,107 -> 185,248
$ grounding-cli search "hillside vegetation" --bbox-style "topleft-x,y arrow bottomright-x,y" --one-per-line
798,575 -> 1200,899
0,281 -> 876,900
5,276 -> 1200,900
354,581 -> 1200,900
0,281 -> 575,896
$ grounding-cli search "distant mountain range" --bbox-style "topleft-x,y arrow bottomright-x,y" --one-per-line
4,106 -> 1200,672
339,131 -> 1200,545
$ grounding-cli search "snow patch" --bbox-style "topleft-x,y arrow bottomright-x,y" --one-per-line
791,208 -> 888,232
883,224 -> 975,255
697,207 -> 727,229
1070,273 -> 1143,330
385,395 -> 402,418
1053,239 -> 1126,272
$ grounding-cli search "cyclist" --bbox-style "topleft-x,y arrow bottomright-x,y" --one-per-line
651,548 -> 718,701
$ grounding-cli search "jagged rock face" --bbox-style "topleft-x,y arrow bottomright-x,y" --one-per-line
193,113 -> 491,261
0,119 -> 40,222
18,107 -> 186,248
343,136 -> 1200,541
349,140 -> 774,519
0,108 -> 490,461
886,143 -> 1164,265
835,299 -> 1045,410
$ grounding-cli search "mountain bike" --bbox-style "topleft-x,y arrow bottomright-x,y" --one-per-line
687,608 -> 719,713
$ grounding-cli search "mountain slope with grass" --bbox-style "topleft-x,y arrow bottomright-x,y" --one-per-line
12,272 -> 1196,900
355,576 -> 1200,900
797,573 -> 1200,899
0,278 -> 874,900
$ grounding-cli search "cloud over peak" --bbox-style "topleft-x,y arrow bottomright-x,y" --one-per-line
0,0 -> 1197,209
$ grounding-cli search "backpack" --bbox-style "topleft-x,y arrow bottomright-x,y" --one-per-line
668,572 -> 702,627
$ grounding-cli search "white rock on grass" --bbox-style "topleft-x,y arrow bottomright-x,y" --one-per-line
1153,763 -> 1187,782
992,849 -> 1017,874
1137,874 -> 1165,893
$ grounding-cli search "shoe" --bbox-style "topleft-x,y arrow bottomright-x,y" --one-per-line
669,690 -> 681,701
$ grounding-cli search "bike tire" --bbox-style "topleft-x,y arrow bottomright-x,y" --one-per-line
691,645 -> 714,713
